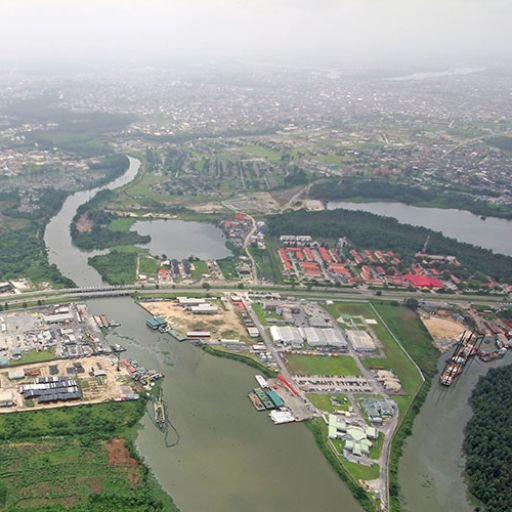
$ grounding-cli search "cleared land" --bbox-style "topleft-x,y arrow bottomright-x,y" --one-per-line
422,315 -> 466,351
287,354 -> 361,376
141,300 -> 249,341
308,393 -> 350,413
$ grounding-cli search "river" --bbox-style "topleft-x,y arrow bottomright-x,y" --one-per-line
398,353 -> 511,512
327,201 -> 512,257
44,156 -> 142,288
43,157 -> 363,512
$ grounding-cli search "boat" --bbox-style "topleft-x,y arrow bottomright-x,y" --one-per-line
154,388 -> 167,431
248,390 -> 265,411
111,344 -> 126,353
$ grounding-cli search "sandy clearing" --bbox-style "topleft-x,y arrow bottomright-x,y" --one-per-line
143,300 -> 250,341
422,315 -> 467,351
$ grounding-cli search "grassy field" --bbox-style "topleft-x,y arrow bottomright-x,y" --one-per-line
191,260 -> 208,279
308,393 -> 350,413
109,217 -> 136,232
12,349 -> 55,366
343,460 -> 380,480
251,303 -> 282,324
369,432 -> 384,460
217,256 -> 238,280
138,256 -> 159,276
372,303 -> 439,378
286,354 -> 361,376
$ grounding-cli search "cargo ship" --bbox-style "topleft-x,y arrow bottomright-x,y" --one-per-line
440,331 -> 483,386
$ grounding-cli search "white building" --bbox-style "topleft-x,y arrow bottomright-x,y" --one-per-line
269,326 -> 303,348
0,390 -> 15,407
301,327 -> 347,349
346,329 -> 376,352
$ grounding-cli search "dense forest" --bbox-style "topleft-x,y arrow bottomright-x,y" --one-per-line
464,364 -> 512,512
309,179 -> 512,219
266,209 -> 512,283
0,188 -> 74,286
72,190 -> 149,250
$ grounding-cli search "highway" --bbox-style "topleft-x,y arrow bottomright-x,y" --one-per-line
1,282 -> 507,309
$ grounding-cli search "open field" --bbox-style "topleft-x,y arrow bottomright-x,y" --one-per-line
141,300 -> 250,341
286,354 -> 361,376
0,400 -> 178,511
308,393 -> 350,413
0,438 -> 141,510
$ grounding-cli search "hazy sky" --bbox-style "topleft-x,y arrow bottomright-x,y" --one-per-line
0,0 -> 511,67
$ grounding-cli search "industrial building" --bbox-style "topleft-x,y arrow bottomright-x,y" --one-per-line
190,304 -> 218,315
346,329 -> 376,352
360,398 -> 397,424
302,327 -> 347,349
328,414 -> 378,457
0,390 -> 15,407
269,326 -> 303,348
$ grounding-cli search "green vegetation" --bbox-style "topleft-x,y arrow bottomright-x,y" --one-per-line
266,208 -> 512,283
0,401 -> 177,511
308,393 -> 350,413
286,354 -> 361,376
369,432 -> 384,460
72,191 -> 149,251
12,350 -> 55,366
217,257 -> 238,280
343,460 -> 380,480
310,178 -> 512,219
139,257 -> 159,276
89,251 -> 137,285
463,365 -> 512,512
372,303 -> 439,378
190,260 -> 208,280
0,189 -> 74,287
251,303 -> 282,324
201,345 -> 277,378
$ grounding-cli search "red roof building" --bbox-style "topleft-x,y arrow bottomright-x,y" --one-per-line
404,274 -> 444,288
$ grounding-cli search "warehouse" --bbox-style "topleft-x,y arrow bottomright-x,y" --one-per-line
269,326 -> 303,348
346,329 -> 376,352
0,390 -> 15,407
190,304 -> 219,315
302,327 -> 347,349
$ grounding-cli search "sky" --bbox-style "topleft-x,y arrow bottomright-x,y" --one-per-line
0,0 -> 511,68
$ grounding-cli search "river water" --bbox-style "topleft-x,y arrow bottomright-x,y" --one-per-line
327,201 -> 512,256
44,156 -> 142,287
43,157 -> 362,511
399,353 -> 511,512
87,297 -> 361,512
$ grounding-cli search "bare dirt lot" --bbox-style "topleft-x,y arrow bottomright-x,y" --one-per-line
142,300 -> 250,341
422,315 -> 466,351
